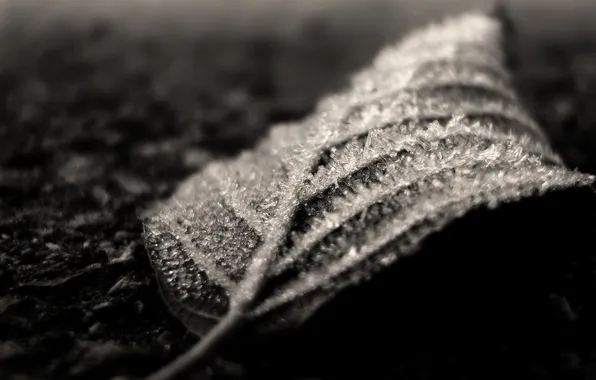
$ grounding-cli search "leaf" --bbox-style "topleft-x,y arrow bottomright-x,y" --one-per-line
15,263 -> 103,289
143,12 -> 594,379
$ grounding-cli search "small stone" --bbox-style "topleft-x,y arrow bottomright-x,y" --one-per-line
20,248 -> 34,258
99,241 -> 116,257
107,241 -> 138,264
92,186 -> 111,206
45,243 -> 61,251
99,241 -> 114,250
113,173 -> 150,195
89,322 -> 105,336
35,228 -> 53,238
59,154 -> 103,184
92,301 -> 113,312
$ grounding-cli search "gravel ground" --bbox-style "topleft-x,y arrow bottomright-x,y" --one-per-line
2,4 -> 596,380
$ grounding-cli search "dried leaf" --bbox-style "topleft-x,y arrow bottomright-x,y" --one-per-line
15,263 -> 103,289
143,12 -> 594,379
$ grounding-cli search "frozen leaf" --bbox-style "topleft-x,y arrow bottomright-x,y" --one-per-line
143,12 -> 594,379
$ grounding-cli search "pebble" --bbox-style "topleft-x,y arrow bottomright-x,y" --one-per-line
35,229 -> 54,238
45,242 -> 61,251
92,186 -> 111,206
99,241 -> 116,258
113,173 -> 150,195
98,241 -> 114,250
20,248 -> 34,258
59,154 -> 103,184
107,241 -> 137,264
92,301 -> 113,312
88,322 -> 105,336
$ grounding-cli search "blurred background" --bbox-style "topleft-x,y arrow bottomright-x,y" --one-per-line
2,0 -> 596,156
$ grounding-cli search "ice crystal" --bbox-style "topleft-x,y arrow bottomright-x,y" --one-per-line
144,12 -> 593,341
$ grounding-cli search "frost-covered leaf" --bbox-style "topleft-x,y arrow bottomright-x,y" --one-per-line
143,11 -> 594,378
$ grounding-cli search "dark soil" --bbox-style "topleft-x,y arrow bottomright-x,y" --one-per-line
2,12 -> 596,380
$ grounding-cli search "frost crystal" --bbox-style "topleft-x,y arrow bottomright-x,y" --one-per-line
143,13 -> 594,337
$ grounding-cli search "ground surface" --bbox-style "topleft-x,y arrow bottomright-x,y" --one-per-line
2,5 -> 596,380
